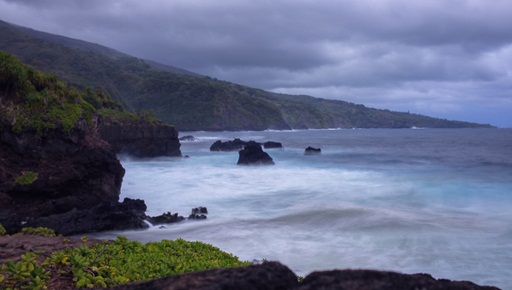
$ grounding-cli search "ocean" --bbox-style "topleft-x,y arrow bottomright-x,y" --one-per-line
91,128 -> 512,289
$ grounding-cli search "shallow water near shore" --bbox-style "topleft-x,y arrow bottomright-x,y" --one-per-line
91,128 -> 512,289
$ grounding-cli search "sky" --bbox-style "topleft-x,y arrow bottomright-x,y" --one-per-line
1,0 -> 511,127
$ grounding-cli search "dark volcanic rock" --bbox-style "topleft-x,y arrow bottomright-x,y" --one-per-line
237,142 -> 275,165
305,146 -> 321,155
263,141 -> 283,149
210,138 -> 246,151
188,206 -> 208,220
99,118 -> 182,158
179,135 -> 197,141
148,211 -> 185,225
107,262 -> 498,290
211,138 -> 283,152
110,261 -> 299,290
298,269 -> 499,290
21,198 -> 149,236
0,122 -> 127,234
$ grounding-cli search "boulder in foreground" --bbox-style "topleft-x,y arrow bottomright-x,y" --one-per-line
110,262 -> 499,290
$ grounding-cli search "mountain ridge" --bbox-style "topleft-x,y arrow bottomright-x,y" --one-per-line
0,19 -> 493,130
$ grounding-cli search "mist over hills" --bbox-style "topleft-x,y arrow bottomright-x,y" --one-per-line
0,19 -> 492,131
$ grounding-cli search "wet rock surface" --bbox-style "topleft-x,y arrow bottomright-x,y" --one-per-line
210,138 -> 283,151
110,262 -> 499,290
0,124 -> 126,234
237,142 -> 275,165
304,146 -> 321,155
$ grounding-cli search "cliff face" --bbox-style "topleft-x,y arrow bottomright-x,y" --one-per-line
99,119 -> 182,158
0,118 -> 131,233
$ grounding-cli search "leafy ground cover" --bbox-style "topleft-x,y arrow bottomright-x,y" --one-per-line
0,227 -> 251,289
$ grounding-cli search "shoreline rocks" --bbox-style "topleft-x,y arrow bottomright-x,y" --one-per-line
0,123 -> 126,235
111,262 -> 500,290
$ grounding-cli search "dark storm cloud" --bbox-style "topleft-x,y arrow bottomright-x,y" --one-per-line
1,0 -> 511,126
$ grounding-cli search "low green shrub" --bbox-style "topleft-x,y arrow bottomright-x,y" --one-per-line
0,252 -> 49,290
0,223 -> 6,236
46,236 -> 251,288
19,227 -> 56,237
1,234 -> 252,289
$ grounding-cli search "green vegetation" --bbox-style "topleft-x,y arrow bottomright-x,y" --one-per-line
19,227 -> 56,237
0,51 -> 166,137
0,51 -> 98,135
0,252 -> 49,290
0,235 -> 251,289
0,20 -> 492,130
14,171 -> 38,186
0,224 -> 6,236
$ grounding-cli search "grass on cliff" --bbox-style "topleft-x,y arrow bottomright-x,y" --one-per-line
0,51 -> 166,136
0,228 -> 251,289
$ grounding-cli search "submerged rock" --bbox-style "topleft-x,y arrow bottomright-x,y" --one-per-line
237,142 -> 275,165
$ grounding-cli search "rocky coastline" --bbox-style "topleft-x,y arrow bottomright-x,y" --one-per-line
0,123 -> 502,288
0,117 -> 185,235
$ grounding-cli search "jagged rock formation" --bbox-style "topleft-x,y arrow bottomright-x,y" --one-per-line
237,142 -> 275,165
188,206 -> 208,220
210,138 -> 283,152
110,262 -> 499,290
305,146 -> 321,155
210,138 -> 247,151
99,118 -> 182,158
0,122 -> 128,234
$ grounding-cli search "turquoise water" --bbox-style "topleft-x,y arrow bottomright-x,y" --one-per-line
93,129 -> 512,288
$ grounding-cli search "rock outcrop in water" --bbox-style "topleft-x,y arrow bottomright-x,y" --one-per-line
305,146 -> 321,155
110,261 -> 499,290
210,138 -> 247,151
237,142 -> 275,165
99,118 -> 182,158
210,138 -> 283,152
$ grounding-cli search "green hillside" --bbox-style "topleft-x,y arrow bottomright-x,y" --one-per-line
0,19 -> 492,130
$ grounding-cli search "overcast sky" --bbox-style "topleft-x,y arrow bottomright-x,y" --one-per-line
1,0 -> 511,127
